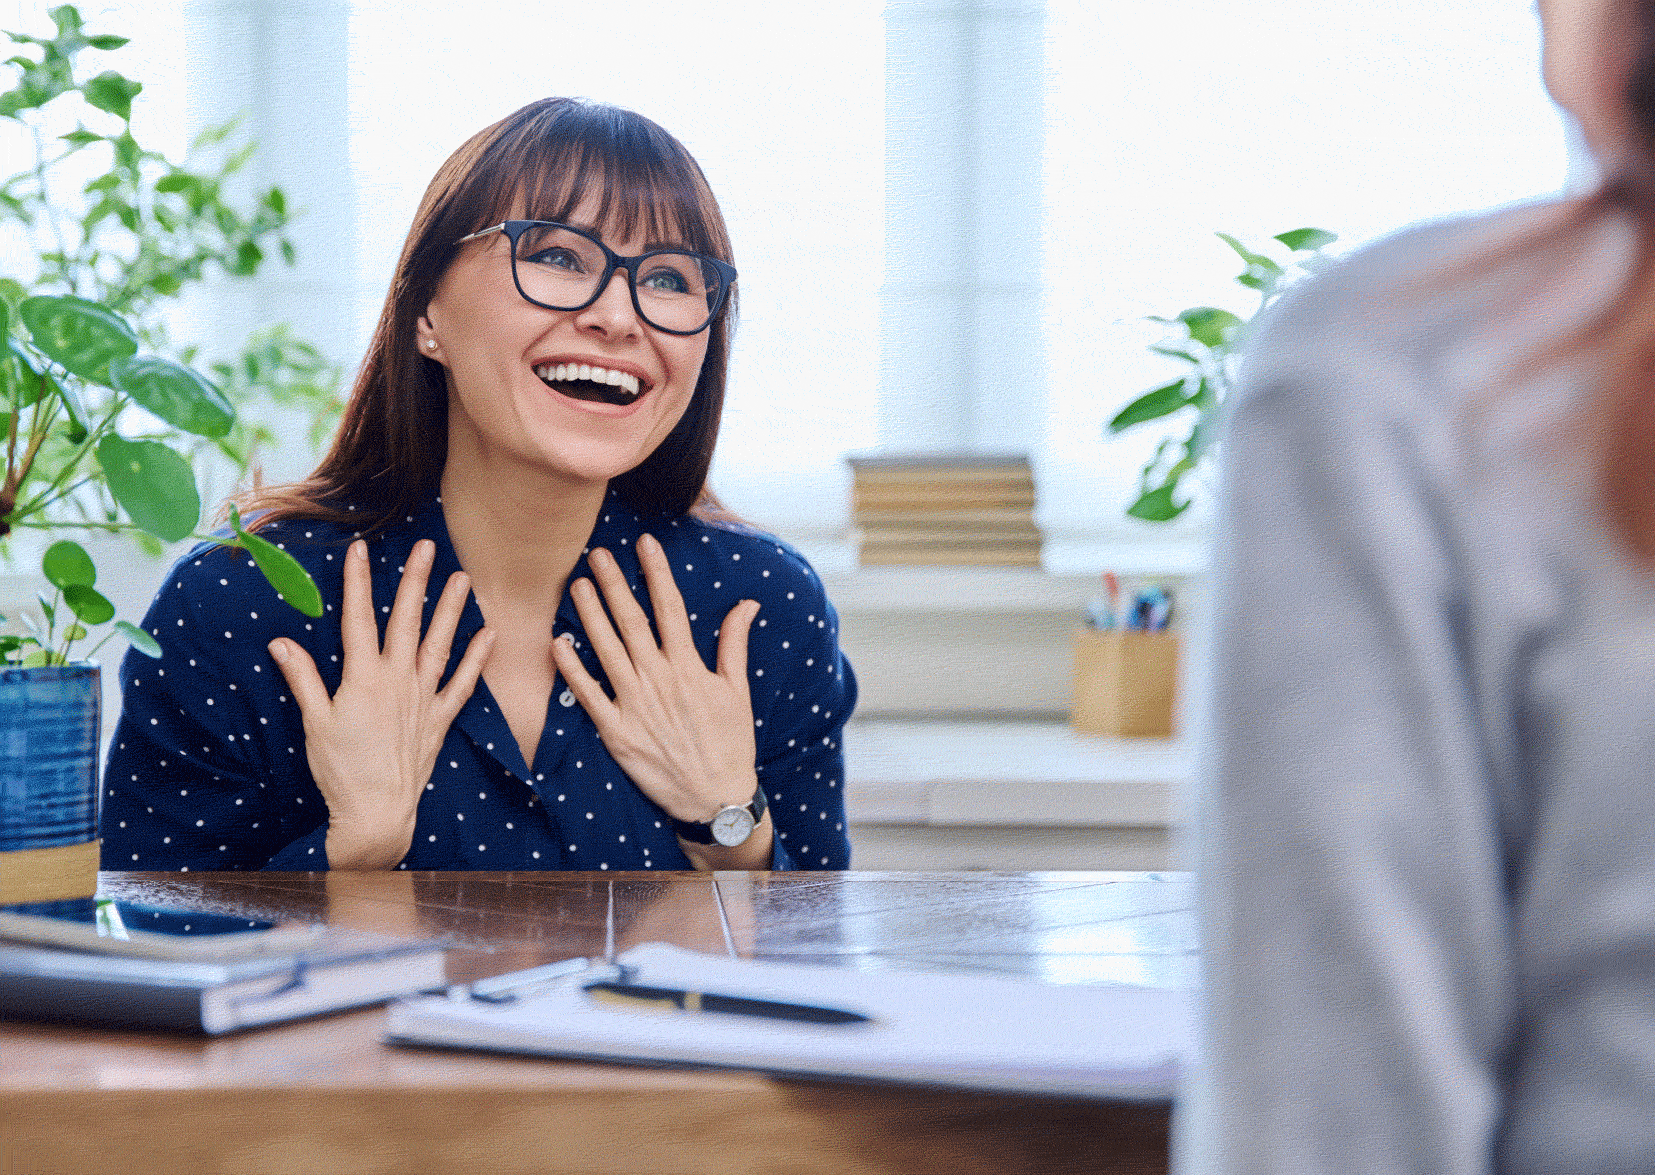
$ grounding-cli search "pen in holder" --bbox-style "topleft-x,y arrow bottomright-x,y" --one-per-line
1071,578 -> 1179,738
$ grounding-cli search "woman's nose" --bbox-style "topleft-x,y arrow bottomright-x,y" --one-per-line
574,268 -> 640,337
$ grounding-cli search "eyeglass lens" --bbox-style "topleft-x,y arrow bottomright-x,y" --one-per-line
512,224 -> 721,333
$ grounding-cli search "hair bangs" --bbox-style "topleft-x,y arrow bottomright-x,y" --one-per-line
509,109 -> 725,260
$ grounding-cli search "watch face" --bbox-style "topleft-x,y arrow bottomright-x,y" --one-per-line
710,805 -> 756,847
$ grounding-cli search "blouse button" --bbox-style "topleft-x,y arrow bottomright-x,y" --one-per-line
559,690 -> 576,707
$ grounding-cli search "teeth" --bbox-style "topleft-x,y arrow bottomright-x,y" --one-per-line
533,362 -> 643,399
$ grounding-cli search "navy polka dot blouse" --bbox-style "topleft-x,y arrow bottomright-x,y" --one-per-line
99,488 -> 857,872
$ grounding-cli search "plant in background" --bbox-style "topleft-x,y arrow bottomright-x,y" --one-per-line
0,6 -> 324,666
1108,227 -> 1338,522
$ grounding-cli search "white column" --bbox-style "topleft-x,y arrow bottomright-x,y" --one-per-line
879,0 -> 1045,455
182,0 -> 354,483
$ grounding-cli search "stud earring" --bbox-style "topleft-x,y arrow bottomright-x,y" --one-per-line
425,338 -> 438,350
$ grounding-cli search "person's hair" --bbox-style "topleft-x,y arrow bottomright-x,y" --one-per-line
237,97 -> 737,535
1595,0 -> 1655,559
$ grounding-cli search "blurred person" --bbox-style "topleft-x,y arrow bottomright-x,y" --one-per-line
1181,1 -> 1655,1171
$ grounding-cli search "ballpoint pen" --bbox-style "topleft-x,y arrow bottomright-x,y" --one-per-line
581,979 -> 873,1025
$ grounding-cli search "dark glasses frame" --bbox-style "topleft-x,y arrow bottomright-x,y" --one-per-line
456,220 -> 737,336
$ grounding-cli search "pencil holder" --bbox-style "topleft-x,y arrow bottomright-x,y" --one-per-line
1070,629 -> 1179,738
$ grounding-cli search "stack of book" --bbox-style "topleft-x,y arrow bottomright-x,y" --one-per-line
0,901 -> 448,1034
848,454 -> 1041,567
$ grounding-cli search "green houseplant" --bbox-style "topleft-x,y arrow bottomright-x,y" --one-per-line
0,6 -> 328,910
1108,227 -> 1339,522
0,5 -> 327,667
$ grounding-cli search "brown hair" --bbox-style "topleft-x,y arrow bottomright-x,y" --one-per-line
238,97 -> 737,534
1595,1 -> 1655,558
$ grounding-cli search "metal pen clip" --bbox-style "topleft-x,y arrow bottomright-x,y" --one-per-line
464,880 -> 636,1004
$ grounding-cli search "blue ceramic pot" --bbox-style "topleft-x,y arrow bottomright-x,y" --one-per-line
0,663 -> 101,917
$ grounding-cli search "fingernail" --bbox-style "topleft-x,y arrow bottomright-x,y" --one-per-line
268,640 -> 286,663
640,533 -> 657,551
558,632 -> 575,645
351,540 -> 367,560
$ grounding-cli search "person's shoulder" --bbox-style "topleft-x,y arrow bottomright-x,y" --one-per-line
661,512 -> 834,612
1238,197 -> 1632,417
155,511 -> 356,623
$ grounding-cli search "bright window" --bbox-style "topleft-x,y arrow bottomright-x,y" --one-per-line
5,1 -> 1568,573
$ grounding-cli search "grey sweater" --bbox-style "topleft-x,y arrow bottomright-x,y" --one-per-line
1179,198 -> 1655,1175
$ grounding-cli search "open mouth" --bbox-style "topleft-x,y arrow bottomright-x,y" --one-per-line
533,362 -> 645,407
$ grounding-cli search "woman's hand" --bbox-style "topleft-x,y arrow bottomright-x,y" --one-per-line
551,533 -> 770,867
268,538 -> 495,870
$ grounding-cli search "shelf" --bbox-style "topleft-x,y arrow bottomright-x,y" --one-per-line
843,719 -> 1191,828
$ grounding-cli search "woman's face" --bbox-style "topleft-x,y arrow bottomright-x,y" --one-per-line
418,194 -> 712,493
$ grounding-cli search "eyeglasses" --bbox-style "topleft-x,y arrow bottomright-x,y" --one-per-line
456,220 -> 737,336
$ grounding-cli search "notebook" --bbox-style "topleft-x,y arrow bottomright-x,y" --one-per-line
386,943 -> 1192,1100
0,937 -> 448,1034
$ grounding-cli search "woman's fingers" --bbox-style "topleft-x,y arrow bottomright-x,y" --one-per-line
551,632 -> 620,726
338,540 -> 381,670
383,539 -> 436,663
587,548 -> 661,662
435,626 -> 496,724
570,574 -> 638,696
636,533 -> 697,657
268,638 -> 331,716
716,600 -> 760,686
417,570 -> 473,685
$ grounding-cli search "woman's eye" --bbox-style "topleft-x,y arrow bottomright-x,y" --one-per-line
639,266 -> 691,295
525,247 -> 585,272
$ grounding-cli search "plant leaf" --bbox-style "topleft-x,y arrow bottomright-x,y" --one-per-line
95,434 -> 200,542
1127,481 -> 1189,523
1274,227 -> 1338,252
1215,232 -> 1272,268
1108,380 -> 1190,433
116,619 -> 162,658
1177,307 -> 1244,350
63,583 -> 114,625
82,71 -> 142,121
110,354 -> 235,437
42,539 -> 96,589
54,372 -> 88,442
0,338 -> 52,409
18,294 -> 137,385
232,523 -> 323,618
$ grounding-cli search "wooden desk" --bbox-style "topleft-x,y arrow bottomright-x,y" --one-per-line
2,870 -> 1194,1175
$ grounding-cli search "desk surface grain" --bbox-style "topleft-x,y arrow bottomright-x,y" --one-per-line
2,870 -> 1193,1175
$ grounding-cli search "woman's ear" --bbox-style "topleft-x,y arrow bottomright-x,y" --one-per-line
416,314 -> 446,365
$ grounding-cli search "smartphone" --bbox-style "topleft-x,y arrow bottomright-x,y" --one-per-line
0,899 -> 328,961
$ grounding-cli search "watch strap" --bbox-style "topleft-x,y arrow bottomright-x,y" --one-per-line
670,785 -> 768,845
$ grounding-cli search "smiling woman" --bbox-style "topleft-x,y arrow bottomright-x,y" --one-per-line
97,98 -> 857,874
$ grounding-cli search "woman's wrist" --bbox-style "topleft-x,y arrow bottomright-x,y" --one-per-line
679,813 -> 774,871
324,809 -> 416,871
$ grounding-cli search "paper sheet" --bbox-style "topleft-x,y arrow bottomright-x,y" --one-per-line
386,943 -> 1192,1100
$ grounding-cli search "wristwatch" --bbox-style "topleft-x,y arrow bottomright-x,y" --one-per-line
669,785 -> 768,847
